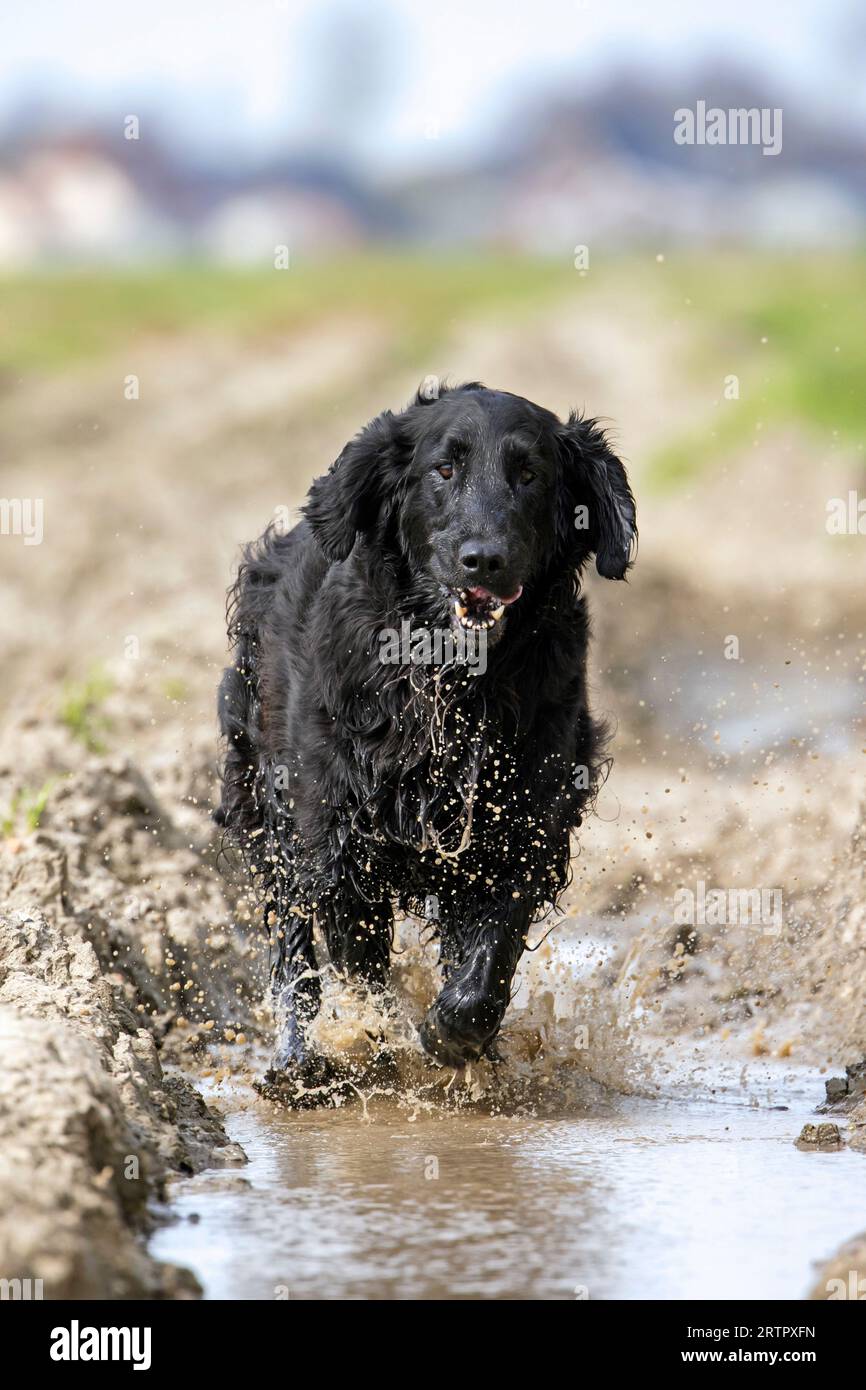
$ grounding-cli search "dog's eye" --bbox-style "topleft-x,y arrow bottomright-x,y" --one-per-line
436,463 -> 454,480
519,466 -> 536,485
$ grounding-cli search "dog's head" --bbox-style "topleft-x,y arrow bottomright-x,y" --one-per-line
305,383 -> 636,640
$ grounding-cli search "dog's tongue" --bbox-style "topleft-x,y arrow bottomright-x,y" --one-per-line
467,584 -> 523,605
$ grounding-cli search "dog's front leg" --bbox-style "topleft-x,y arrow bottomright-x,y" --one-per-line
419,899 -> 530,1067
319,893 -> 393,993
269,908 -> 323,1075
317,890 -> 398,1086
264,893 -> 394,1104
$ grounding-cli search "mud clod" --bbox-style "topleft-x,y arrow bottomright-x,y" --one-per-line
795,1122 -> 844,1152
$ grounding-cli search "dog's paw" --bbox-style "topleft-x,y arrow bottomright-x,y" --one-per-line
481,1036 -> 507,1065
254,1056 -> 354,1110
360,1044 -> 400,1089
418,1006 -> 486,1069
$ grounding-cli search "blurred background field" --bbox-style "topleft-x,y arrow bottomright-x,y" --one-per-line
3,246 -> 864,689
4,248 -> 866,442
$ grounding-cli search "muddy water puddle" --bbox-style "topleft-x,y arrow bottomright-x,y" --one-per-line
636,643 -> 865,757
151,1068 -> 862,1300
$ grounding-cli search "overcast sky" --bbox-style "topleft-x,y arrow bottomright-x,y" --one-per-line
2,1 -> 862,171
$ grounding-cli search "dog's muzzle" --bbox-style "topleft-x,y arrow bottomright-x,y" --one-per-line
451,583 -> 523,632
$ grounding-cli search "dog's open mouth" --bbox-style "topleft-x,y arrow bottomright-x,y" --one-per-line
451,584 -> 523,631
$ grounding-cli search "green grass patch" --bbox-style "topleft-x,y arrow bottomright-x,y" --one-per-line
645,250 -> 866,488
1,781 -> 54,837
645,406 -> 758,492
58,668 -> 114,753
161,676 -> 190,703
0,255 -> 574,374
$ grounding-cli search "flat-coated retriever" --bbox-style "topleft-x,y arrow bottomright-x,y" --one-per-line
216,382 -> 636,1092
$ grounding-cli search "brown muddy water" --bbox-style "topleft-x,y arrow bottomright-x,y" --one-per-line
150,1064 -> 862,1300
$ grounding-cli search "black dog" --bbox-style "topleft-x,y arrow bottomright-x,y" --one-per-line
216,382 -> 636,1086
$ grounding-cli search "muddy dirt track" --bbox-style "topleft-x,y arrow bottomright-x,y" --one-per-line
1,271 -> 865,1296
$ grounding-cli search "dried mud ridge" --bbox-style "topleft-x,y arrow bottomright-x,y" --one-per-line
0,740 -> 263,1298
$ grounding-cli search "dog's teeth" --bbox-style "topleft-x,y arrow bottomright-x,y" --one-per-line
454,600 -> 468,618
490,605 -> 505,621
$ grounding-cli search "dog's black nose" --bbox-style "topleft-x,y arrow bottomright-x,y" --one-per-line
458,539 -> 505,585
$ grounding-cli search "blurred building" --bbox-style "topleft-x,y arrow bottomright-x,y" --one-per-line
1,66 -> 864,265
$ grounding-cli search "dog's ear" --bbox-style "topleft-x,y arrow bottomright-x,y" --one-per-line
556,412 -> 637,579
304,410 -> 404,562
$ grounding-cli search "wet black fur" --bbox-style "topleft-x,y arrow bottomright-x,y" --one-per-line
216,382 -> 636,1079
